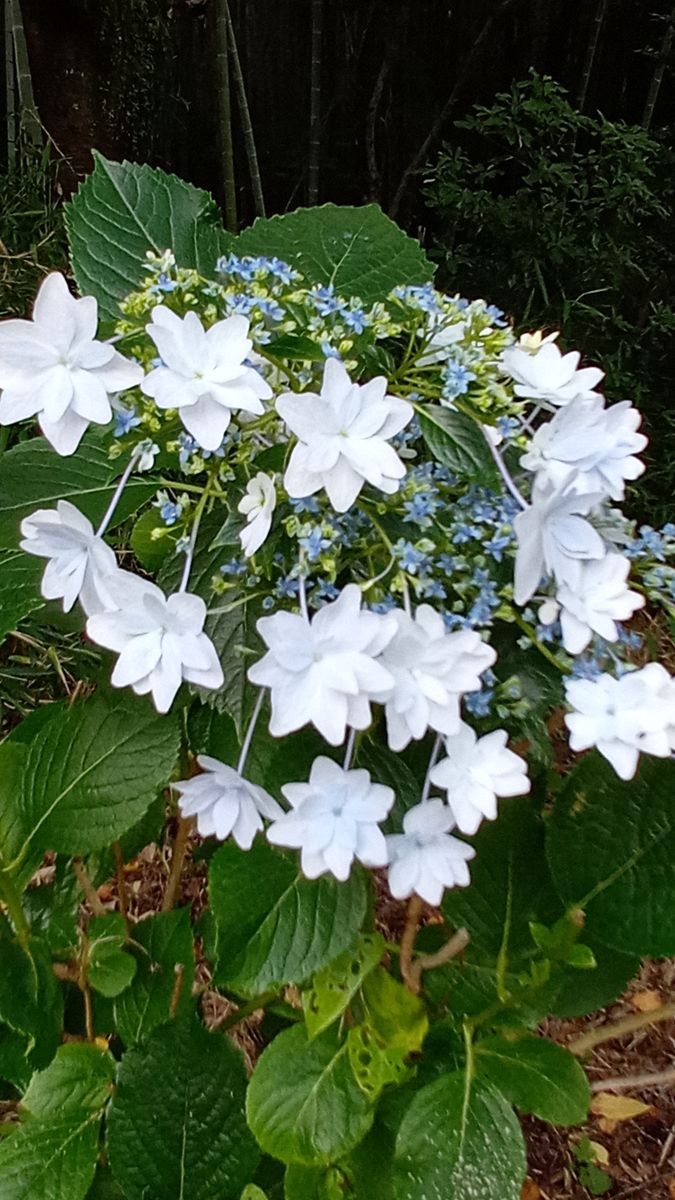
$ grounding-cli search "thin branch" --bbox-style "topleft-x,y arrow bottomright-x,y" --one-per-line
224,1 -> 265,217
72,858 -> 107,918
576,0 -> 607,113
161,816 -> 194,913
113,842 -> 130,934
307,0 -> 323,205
169,964 -> 185,1018
642,3 -> 675,130
400,895 -> 423,993
591,1066 -> 675,1094
410,927 -> 470,991
569,1002 -> 675,1056
365,58 -> 388,201
214,0 -> 238,232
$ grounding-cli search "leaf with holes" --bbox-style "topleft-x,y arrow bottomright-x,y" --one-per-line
233,204 -> 432,304
209,841 -> 368,996
246,1024 -> 374,1166
66,153 -> 233,323
303,934 -> 385,1039
19,691 -> 179,855
107,1017 -> 258,1199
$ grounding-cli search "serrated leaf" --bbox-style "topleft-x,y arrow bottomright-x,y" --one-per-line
209,841 -> 368,996
418,405 -> 499,484
303,934 -> 385,1039
107,1017 -> 259,1199
66,153 -> 233,323
0,742 -> 43,890
233,204 -> 432,305
19,691 -> 180,855
0,435 -> 156,551
246,1025 -> 374,1166
0,1044 -> 114,1200
115,908 -> 195,1045
87,913 -> 137,998
476,1034 -> 590,1125
393,1071 -> 526,1200
0,551 -> 44,640
547,755 -> 675,956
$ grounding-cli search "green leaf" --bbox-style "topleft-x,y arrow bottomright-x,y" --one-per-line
85,1167 -> 127,1199
347,968 -> 428,1102
550,943 -> 639,1019
130,508 -> 176,572
0,1025 -> 31,1089
476,1033 -> 590,1125
187,702 -> 239,762
66,153 -> 233,323
246,1025 -> 374,1166
107,1016 -> 259,1199
0,742 -> 43,890
266,333 -> 326,363
115,908 -> 195,1045
284,1165 -> 346,1200
0,937 -> 41,1039
234,204 -> 432,305
209,841 -> 368,996
159,517 -> 251,731
0,435 -> 156,551
87,914 -> 137,998
0,551 -> 43,640
418,406 -> 499,484
393,1071 -> 526,1200
303,934 -> 385,1039
0,1044 -> 114,1200
19,691 -> 179,855
241,1187 -> 270,1200
547,755 -> 675,956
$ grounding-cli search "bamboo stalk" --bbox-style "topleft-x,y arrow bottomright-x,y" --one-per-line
214,0 -> 238,233
642,3 -> 675,130
4,0 -> 16,167
307,0 -> 323,205
224,1 -> 265,218
576,0 -> 607,113
8,0 -> 41,145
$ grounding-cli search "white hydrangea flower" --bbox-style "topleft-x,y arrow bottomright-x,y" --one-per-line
378,605 -> 496,751
134,438 -> 160,472
277,358 -> 413,513
87,583 -> 223,713
418,316 -> 465,367
142,307 -> 272,451
550,554 -> 645,654
267,756 -> 393,881
520,397 -> 647,501
248,583 -> 395,745
564,664 -> 675,780
173,755 -> 282,847
514,481 -> 606,605
517,330 -> 560,352
0,273 -> 143,455
502,342 -> 603,407
20,500 -> 120,615
238,471 -> 276,558
386,801 -> 475,905
429,723 -> 531,835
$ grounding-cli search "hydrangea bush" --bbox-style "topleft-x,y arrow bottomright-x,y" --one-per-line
0,155 -> 674,1199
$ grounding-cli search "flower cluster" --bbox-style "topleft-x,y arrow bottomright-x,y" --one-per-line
4,257 -> 671,912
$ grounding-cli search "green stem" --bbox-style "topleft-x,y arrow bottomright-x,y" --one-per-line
512,610 -> 570,674
217,990 -> 278,1031
0,867 -> 30,946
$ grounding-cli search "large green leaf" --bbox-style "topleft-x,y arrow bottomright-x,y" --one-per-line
209,841 -> 368,996
0,551 -> 43,640
0,742 -> 42,889
303,934 -> 385,1040
66,153 -> 233,323
0,936 -> 62,1068
0,435 -> 156,551
393,1071 -> 526,1200
234,204 -> 433,304
19,691 -> 179,855
0,1044 -> 114,1200
246,1025 -> 374,1166
418,405 -> 499,484
115,908 -> 195,1045
476,1033 -> 590,1125
547,755 -> 675,956
107,1017 -> 259,1199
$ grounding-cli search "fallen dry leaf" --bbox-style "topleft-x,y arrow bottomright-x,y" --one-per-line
631,989 -> 662,1012
588,1140 -> 609,1166
521,1182 -> 541,1200
668,1180 -> 675,1200
591,1092 -> 652,1133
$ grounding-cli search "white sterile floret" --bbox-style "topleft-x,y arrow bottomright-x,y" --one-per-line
520,397 -> 647,501
87,582 -> 224,713
277,358 -> 413,513
502,342 -> 603,407
20,500 -> 120,615
386,801 -> 475,906
513,481 -> 606,605
417,316 -> 465,367
142,307 -> 272,451
378,605 -> 496,751
267,756 -> 393,881
173,755 -> 282,847
248,583 -> 395,745
551,554 -> 645,654
429,723 -> 530,835
564,664 -> 675,781
238,471 -> 276,558
0,273 -> 143,455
